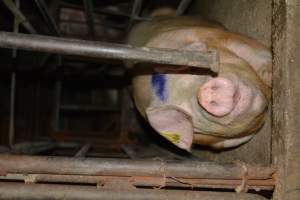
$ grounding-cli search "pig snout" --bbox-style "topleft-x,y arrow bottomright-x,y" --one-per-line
198,77 -> 240,117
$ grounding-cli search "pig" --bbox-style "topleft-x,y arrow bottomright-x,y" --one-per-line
126,11 -> 272,151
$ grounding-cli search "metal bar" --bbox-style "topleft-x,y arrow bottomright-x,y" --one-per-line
60,2 -> 151,21
60,105 -> 119,112
128,0 -> 143,29
34,0 -> 60,36
11,142 -> 57,155
176,0 -> 193,16
9,0 -> 19,147
0,182 -> 268,200
0,173 -> 274,190
119,89 -> 129,143
9,66 -> 16,147
0,155 -> 275,180
34,0 -> 62,67
2,0 -> 37,34
0,31 -> 219,72
53,81 -> 61,131
12,0 -> 19,57
74,144 -> 91,157
83,0 -> 95,38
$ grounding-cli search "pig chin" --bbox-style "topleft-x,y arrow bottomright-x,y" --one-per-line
198,76 -> 265,122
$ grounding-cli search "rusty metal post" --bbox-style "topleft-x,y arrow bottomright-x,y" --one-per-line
0,182 -> 268,200
0,173 -> 274,190
0,31 -> 219,72
0,155 -> 275,180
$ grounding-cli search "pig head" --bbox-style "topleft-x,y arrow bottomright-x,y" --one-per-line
127,15 -> 272,151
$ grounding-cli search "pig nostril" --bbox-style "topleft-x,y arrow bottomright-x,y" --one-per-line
210,100 -> 218,106
211,85 -> 218,90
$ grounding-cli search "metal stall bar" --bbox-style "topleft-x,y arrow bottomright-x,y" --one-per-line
176,0 -> 193,16
0,182 -> 267,200
8,0 -> 19,147
0,32 -> 219,72
34,0 -> 61,36
128,0 -> 144,29
83,0 -> 95,38
2,0 -> 37,34
0,155 -> 275,180
0,173 -> 274,190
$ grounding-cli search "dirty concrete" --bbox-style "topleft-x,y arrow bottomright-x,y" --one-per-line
272,0 -> 300,199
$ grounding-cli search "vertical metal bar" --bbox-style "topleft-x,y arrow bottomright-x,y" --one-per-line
34,0 -> 60,36
83,0 -> 95,38
9,73 -> 16,147
9,0 -> 19,147
34,81 -> 40,138
119,89 -> 129,143
128,0 -> 143,30
53,81 -> 61,131
176,0 -> 193,16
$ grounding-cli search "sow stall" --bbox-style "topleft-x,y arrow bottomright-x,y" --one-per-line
0,0 -> 298,199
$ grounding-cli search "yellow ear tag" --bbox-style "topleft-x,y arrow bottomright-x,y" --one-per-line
160,131 -> 180,145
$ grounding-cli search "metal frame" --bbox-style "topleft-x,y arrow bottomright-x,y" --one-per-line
0,155 -> 274,199
0,31 -> 219,72
0,1 -> 279,199
0,182 -> 268,200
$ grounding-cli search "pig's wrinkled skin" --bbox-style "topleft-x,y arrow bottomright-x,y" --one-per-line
127,15 -> 272,151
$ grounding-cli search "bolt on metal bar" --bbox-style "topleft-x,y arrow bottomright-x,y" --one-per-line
0,31 -> 219,72
0,155 -> 275,180
0,182 -> 268,200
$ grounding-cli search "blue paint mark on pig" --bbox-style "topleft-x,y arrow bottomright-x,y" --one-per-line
151,73 -> 167,101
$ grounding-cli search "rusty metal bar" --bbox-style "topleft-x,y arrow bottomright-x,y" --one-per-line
0,173 -> 274,191
0,182 -> 268,200
0,155 -> 274,180
0,31 -> 219,72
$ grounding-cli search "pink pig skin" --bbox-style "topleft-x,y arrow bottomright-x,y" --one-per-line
127,15 -> 272,151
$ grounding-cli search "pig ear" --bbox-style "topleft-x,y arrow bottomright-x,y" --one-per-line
146,105 -> 194,151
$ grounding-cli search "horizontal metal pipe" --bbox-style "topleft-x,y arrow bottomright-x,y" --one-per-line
0,155 -> 275,180
0,173 -> 274,190
0,182 -> 268,200
0,31 -> 219,72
